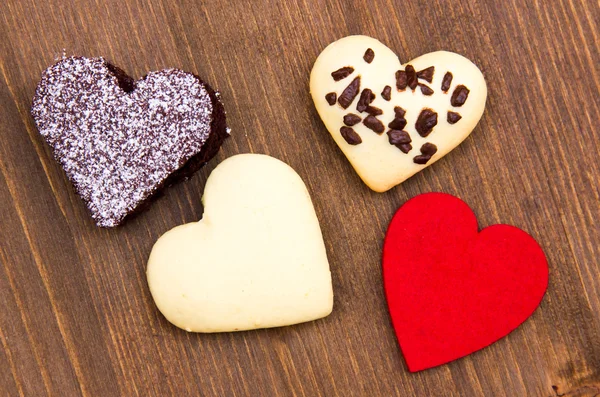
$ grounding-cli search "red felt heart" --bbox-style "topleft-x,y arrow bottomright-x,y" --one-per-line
383,193 -> 548,372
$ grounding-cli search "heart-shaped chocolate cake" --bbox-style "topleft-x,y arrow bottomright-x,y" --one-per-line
31,57 -> 229,227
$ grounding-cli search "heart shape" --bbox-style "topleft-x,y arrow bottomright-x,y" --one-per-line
147,154 -> 333,332
383,193 -> 548,371
310,36 -> 487,192
31,56 -> 228,227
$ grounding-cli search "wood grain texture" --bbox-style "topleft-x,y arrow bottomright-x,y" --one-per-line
0,0 -> 599,395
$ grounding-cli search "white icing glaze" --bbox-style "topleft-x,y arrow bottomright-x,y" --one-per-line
310,35 -> 487,192
147,154 -> 333,332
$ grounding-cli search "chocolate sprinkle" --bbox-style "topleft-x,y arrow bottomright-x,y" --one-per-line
419,84 -> 434,96
395,70 -> 407,90
325,92 -> 337,105
441,72 -> 453,92
394,106 -> 406,118
340,126 -> 362,145
447,111 -> 462,124
356,88 -> 374,112
388,117 -> 407,131
381,85 -> 392,101
413,156 -> 430,164
31,56 -> 228,227
413,143 -> 438,164
421,142 -> 438,156
415,108 -> 438,137
331,66 -> 355,81
338,76 -> 361,109
451,85 -> 470,107
363,48 -> 375,63
405,65 -> 418,90
416,66 -> 435,83
363,115 -> 385,134
387,130 -> 412,153
366,106 -> 383,116
387,130 -> 412,145
398,144 -> 413,154
343,113 -> 362,126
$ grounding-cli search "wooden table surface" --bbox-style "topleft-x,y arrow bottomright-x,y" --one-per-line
1,0 -> 599,396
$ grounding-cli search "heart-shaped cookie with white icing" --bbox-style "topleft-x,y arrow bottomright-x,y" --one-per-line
310,35 -> 487,192
147,154 -> 333,333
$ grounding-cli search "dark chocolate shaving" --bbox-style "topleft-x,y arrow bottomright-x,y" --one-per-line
447,111 -> 462,124
343,113 -> 362,126
381,85 -> 392,101
398,144 -> 413,154
415,108 -> 438,137
387,130 -> 412,145
420,142 -> 438,156
340,126 -> 362,145
338,76 -> 361,109
325,92 -> 337,105
366,106 -> 383,116
388,117 -> 407,131
441,72 -> 453,92
413,143 -> 438,164
394,106 -> 406,118
405,65 -> 418,90
387,129 -> 412,152
416,66 -> 435,83
451,85 -> 470,107
331,67 -> 355,81
413,156 -> 430,164
419,84 -> 434,96
356,88 -> 374,112
363,48 -> 375,63
363,115 -> 385,134
396,70 -> 407,90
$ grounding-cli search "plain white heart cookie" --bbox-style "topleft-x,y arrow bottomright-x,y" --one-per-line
310,35 -> 487,192
147,154 -> 333,332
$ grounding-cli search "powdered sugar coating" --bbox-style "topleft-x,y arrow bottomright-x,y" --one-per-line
32,57 -> 216,227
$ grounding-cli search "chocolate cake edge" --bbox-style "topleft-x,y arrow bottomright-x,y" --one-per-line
119,70 -> 229,226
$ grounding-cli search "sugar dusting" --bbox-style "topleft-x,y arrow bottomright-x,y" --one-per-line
31,57 -> 215,227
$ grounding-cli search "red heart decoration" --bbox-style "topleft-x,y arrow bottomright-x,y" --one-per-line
383,193 -> 548,372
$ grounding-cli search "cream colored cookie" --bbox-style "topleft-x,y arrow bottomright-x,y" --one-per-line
147,154 -> 333,332
310,35 -> 487,192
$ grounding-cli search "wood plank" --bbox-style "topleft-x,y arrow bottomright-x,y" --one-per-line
0,0 -> 598,395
